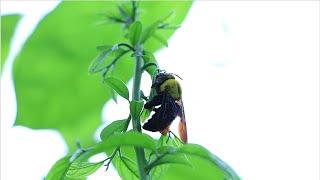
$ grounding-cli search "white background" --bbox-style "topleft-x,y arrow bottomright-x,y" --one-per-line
1,1 -> 319,180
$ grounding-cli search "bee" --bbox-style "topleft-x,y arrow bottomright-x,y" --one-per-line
142,70 -> 188,143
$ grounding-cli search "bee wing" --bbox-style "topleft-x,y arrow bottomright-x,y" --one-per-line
178,100 -> 188,143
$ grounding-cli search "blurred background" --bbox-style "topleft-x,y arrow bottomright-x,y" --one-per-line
1,1 -> 319,180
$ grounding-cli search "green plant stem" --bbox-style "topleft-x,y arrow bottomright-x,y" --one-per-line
132,44 -> 149,180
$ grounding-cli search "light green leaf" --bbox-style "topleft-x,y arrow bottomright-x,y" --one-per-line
13,1 -> 193,150
46,156 -> 71,180
100,119 -> 129,140
128,21 -> 142,46
1,14 -> 21,73
142,51 -> 158,76
109,88 -> 118,103
141,20 -> 161,44
47,148 -> 98,180
148,154 -> 192,172
160,10 -> 176,23
113,147 -> 139,180
88,49 -> 112,74
96,45 -> 112,51
130,100 -> 144,120
148,140 -> 240,180
104,77 -> 129,100
95,131 -> 157,154
119,155 -> 139,178
140,109 -> 151,123
66,161 -> 103,178
153,32 -> 168,47
177,144 -> 240,179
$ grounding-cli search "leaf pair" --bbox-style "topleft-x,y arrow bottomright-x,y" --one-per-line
102,2 -> 138,28
128,21 -> 142,46
104,77 -> 130,101
128,19 -> 170,48
47,131 -> 158,179
100,118 -> 130,141
147,142 -> 240,180
46,148 -> 103,179
89,45 -> 130,82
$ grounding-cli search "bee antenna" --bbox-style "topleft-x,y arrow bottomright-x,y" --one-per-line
171,73 -> 183,80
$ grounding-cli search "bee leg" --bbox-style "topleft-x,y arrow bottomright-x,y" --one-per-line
168,131 -> 184,144
166,133 -> 171,143
160,126 -> 170,135
144,93 -> 165,109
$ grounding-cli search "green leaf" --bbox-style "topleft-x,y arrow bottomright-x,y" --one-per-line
160,10 -> 176,23
104,77 -> 129,100
100,119 -> 129,140
88,49 -> 112,74
46,156 -> 71,180
158,134 -> 183,148
153,32 -> 168,47
112,147 -> 139,180
13,1 -> 193,150
96,45 -> 112,51
177,144 -> 240,179
94,131 -> 157,154
141,20 -> 161,44
142,51 -> 158,76
109,88 -> 118,103
1,14 -> 21,73
128,21 -> 142,46
66,161 -> 103,178
140,109 -> 151,123
147,141 -> 240,180
130,100 -> 144,120
119,155 -> 139,178
148,154 -> 192,171
147,140 -> 192,174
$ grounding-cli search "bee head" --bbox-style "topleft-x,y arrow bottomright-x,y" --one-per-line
151,70 -> 182,89
152,72 -> 175,88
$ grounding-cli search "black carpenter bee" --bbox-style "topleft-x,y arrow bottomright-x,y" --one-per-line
142,71 -> 188,143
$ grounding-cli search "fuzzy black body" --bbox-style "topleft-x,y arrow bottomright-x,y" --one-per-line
142,92 -> 181,132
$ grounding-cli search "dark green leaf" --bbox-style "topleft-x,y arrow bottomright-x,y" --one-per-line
153,32 -> 168,47
100,119 -> 129,140
128,21 -> 142,46
46,156 -> 71,180
130,100 -> 144,120
1,14 -> 21,73
104,77 -> 129,100
66,161 -> 103,178
13,1 -> 192,150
